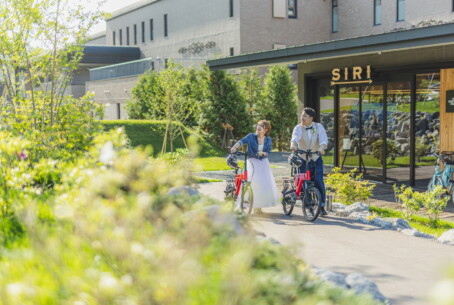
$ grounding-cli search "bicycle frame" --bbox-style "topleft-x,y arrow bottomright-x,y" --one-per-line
231,151 -> 249,199
429,152 -> 454,196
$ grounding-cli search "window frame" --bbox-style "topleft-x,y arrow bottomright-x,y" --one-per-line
397,0 -> 405,22
332,0 -> 338,33
126,26 -> 130,45
374,0 -> 381,26
113,31 -> 116,45
119,29 -> 123,45
229,0 -> 234,17
150,19 -> 154,41
288,0 -> 297,19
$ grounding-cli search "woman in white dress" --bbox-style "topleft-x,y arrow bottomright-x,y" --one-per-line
230,120 -> 280,213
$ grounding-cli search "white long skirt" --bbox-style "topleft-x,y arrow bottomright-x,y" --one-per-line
236,158 -> 280,208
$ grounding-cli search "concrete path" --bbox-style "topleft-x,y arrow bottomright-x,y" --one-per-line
197,182 -> 454,305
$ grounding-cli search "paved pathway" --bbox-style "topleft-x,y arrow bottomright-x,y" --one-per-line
197,182 -> 454,305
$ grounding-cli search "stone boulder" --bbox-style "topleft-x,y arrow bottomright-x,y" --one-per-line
438,229 -> 454,246
346,273 -> 388,303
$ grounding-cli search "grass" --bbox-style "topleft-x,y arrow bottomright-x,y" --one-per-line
102,120 -> 224,157
369,206 -> 454,237
193,177 -> 223,183
193,157 -> 244,171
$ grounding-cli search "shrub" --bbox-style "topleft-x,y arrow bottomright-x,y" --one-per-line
325,167 -> 376,205
393,184 -> 448,224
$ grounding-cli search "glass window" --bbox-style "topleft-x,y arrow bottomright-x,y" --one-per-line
150,19 -> 154,41
141,22 -> 145,43
119,29 -> 123,45
126,26 -> 130,45
397,0 -> 405,21
229,0 -> 234,17
288,0 -> 297,18
133,24 -> 137,45
415,73 -> 440,187
374,0 -> 381,25
164,14 -> 168,37
113,31 -> 116,45
332,0 -> 338,33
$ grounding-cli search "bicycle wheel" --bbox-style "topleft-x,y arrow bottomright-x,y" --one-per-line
302,186 -> 322,222
427,175 -> 443,191
281,182 -> 295,216
240,184 -> 254,215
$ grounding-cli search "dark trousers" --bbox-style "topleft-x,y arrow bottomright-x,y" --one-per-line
298,157 -> 326,206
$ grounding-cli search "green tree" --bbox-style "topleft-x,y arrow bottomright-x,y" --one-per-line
0,0 -> 104,132
260,65 -> 297,151
237,68 -> 263,124
199,70 -> 250,144
125,71 -> 165,119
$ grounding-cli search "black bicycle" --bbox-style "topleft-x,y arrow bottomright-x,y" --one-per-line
281,149 -> 322,221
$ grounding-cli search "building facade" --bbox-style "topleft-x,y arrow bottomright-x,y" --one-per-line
85,0 -> 335,119
208,0 -> 454,187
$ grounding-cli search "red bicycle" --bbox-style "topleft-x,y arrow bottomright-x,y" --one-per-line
224,151 -> 254,214
281,149 -> 322,221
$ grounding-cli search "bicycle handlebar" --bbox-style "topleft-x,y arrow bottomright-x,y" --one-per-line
294,149 -> 321,156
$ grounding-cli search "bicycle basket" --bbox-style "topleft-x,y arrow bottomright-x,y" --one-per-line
442,154 -> 454,165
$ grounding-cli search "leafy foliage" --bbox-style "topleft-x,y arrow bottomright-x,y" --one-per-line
371,139 -> 399,164
236,68 -> 263,124
259,65 -> 297,151
325,167 -> 376,205
199,70 -> 251,142
393,184 -> 448,224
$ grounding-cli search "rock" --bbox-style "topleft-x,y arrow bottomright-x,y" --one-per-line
344,202 -> 369,215
168,186 -> 199,197
185,205 -> 245,235
345,273 -> 388,303
401,228 -> 436,240
311,266 -> 348,288
371,217 -> 394,229
348,211 -> 372,219
438,229 -> 454,245
387,218 -> 412,230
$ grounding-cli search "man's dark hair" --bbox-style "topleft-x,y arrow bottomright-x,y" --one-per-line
303,107 -> 316,119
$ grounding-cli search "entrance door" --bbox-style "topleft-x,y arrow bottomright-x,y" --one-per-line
337,85 -> 384,180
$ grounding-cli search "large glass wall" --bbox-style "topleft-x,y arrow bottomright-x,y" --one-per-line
415,73 -> 440,187
318,79 -> 335,168
338,86 -> 360,170
361,85 -> 384,180
386,81 -> 411,183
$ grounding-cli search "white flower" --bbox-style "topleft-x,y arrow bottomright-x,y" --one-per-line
99,141 -> 115,164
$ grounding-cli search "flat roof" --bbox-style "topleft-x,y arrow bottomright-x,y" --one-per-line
207,23 -> 454,70
107,0 -> 160,20
81,46 -> 141,64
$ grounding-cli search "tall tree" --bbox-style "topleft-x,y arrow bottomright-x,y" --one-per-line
260,65 -> 297,151
199,70 -> 250,145
237,68 -> 263,125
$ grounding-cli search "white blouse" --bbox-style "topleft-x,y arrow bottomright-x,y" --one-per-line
258,144 -> 264,152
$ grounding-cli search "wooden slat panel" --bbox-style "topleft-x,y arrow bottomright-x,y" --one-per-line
440,69 -> 454,152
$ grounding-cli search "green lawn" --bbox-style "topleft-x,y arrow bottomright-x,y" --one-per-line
193,157 -> 244,171
370,206 -> 454,236
102,120 -> 224,157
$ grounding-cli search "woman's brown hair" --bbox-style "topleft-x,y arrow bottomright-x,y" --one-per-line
258,120 -> 271,136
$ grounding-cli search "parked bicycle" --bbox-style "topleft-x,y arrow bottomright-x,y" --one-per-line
428,151 -> 454,205
281,149 -> 322,221
224,151 -> 254,214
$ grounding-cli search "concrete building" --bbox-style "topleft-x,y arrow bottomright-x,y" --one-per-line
208,0 -> 454,187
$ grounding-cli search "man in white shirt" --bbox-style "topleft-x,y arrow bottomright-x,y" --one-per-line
290,107 -> 329,216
